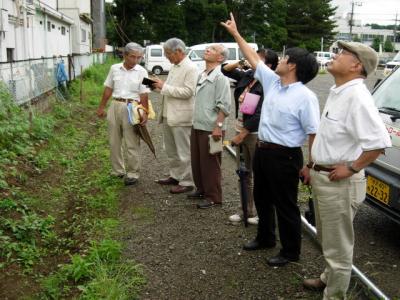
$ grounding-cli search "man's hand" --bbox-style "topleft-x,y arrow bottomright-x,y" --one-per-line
152,78 -> 164,90
97,107 -> 106,118
139,109 -> 148,126
299,166 -> 311,185
328,164 -> 354,181
220,12 -> 239,36
211,127 -> 223,141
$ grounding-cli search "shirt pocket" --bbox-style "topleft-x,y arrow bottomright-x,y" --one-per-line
113,75 -> 123,90
269,107 -> 294,130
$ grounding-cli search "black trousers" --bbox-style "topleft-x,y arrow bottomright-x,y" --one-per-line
253,146 -> 303,260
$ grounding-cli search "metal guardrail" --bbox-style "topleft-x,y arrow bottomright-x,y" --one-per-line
224,143 -> 390,300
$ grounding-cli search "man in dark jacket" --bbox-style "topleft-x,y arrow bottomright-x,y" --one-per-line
221,49 -> 278,224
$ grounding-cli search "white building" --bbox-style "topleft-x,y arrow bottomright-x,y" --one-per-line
58,0 -> 92,55
333,14 -> 400,52
0,0 -> 74,61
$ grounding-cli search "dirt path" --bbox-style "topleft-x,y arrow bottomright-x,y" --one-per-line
117,73 -> 399,300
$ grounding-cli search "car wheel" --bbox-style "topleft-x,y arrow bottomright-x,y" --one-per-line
152,66 -> 163,75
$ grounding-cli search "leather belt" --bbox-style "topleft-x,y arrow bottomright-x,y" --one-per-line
312,164 -> 335,172
256,140 -> 289,150
114,98 -> 135,103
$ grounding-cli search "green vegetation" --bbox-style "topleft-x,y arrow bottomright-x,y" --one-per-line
107,0 -> 337,52
0,57 -> 145,299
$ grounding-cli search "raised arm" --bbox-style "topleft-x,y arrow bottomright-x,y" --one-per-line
220,12 -> 261,69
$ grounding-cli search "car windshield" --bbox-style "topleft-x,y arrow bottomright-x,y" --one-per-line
373,68 -> 400,111
393,52 -> 400,62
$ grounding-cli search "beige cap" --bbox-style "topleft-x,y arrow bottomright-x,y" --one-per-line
337,40 -> 378,75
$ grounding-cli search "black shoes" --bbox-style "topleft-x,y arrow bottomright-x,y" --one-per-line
196,200 -> 222,209
243,239 -> 276,251
267,254 -> 299,267
124,177 -> 138,186
187,190 -> 204,199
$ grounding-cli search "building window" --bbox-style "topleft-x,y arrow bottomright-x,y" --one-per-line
47,21 -> 51,31
61,26 -> 66,35
81,29 -> 86,42
6,48 -> 14,62
52,24 -> 55,29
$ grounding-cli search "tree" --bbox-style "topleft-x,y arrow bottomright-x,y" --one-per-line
384,39 -> 394,52
371,37 -> 381,52
286,0 -> 337,51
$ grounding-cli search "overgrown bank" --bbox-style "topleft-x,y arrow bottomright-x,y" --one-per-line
0,59 -> 145,299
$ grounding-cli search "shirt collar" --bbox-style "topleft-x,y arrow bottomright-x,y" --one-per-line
330,78 -> 364,94
279,80 -> 302,90
120,63 -> 139,71
176,56 -> 189,67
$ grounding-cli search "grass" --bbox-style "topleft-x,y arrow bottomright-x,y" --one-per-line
0,57 -> 145,299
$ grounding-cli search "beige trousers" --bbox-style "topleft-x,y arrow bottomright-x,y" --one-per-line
311,169 -> 366,300
162,118 -> 193,187
107,101 -> 140,179
235,134 -> 257,217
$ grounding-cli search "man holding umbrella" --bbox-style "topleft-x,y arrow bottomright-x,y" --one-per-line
97,42 -> 150,186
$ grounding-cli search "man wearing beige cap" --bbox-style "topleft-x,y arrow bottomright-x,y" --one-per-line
300,41 -> 391,298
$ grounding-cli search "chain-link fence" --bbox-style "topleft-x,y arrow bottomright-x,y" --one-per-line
0,52 -> 111,105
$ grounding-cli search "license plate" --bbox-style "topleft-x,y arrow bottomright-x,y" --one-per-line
366,176 -> 390,205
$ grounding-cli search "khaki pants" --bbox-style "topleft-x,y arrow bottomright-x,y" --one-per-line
235,134 -> 257,217
311,169 -> 366,300
162,118 -> 193,187
107,101 -> 140,179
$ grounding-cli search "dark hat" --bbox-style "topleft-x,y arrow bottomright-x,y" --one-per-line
337,40 -> 378,75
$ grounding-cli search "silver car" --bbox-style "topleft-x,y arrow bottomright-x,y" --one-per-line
365,66 -> 400,223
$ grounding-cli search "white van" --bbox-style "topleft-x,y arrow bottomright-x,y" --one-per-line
187,42 -> 258,72
383,52 -> 400,77
144,44 -> 172,75
313,51 -> 334,66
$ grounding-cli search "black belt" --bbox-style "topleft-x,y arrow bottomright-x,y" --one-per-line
312,164 -> 335,172
256,140 -> 291,150
114,98 -> 135,103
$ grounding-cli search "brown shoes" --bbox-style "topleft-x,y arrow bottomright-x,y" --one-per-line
303,278 -> 326,291
155,177 -> 179,185
170,185 -> 193,194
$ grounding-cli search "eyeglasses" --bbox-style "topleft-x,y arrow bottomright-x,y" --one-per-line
338,48 -> 360,63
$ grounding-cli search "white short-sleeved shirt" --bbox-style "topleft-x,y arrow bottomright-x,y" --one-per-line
312,78 -> 392,164
254,61 -> 320,147
104,63 -> 150,99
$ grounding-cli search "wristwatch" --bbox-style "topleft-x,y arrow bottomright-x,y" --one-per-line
217,122 -> 223,128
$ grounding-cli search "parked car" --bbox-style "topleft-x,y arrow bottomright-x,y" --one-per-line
144,44 -> 172,75
365,65 -> 400,224
313,51 -> 334,66
383,52 -> 400,76
187,42 -> 258,72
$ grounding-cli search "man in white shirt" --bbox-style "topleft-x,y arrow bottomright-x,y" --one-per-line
152,38 -> 198,194
97,42 -> 150,186
300,41 -> 392,299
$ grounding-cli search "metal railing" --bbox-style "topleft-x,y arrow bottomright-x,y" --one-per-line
0,52 -> 111,105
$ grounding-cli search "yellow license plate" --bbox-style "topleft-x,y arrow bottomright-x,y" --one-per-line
367,176 -> 390,205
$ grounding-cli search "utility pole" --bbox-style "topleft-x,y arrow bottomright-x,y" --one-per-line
394,13 -> 398,44
349,1 -> 362,41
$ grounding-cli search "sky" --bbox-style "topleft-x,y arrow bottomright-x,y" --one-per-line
331,0 -> 400,25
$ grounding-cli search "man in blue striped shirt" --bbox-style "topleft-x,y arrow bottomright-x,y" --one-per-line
222,13 -> 320,266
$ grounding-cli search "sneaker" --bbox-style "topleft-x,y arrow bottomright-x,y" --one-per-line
229,214 -> 242,222
247,216 -> 259,225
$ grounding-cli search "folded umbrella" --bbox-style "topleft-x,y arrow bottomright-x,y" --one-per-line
236,144 -> 249,227
134,124 -> 156,158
